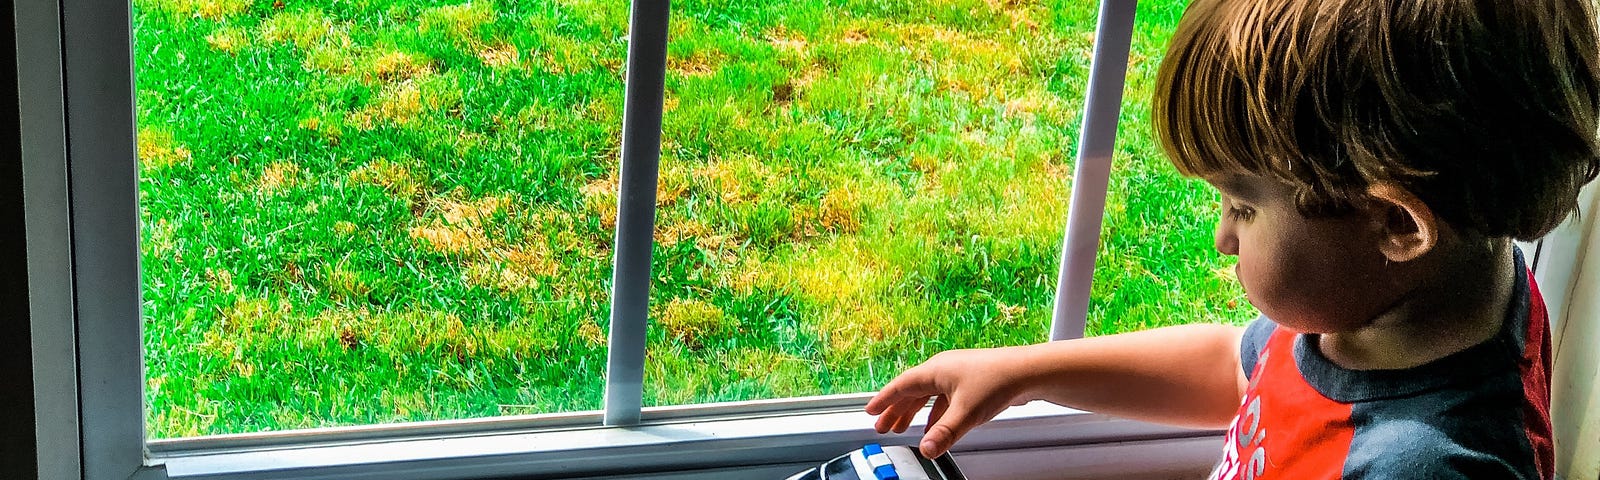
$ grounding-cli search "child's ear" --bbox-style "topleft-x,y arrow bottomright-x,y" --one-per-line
1365,183 -> 1438,263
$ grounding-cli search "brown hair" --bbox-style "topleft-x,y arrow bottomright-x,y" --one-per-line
1153,0 -> 1600,240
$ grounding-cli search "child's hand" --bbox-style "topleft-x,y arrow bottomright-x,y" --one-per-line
864,346 -> 1034,458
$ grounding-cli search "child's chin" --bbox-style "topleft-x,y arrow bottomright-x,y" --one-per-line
1258,307 -> 1370,334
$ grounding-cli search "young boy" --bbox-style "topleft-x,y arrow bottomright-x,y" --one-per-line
866,0 -> 1600,478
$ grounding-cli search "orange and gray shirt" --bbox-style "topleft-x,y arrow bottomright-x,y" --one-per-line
1210,252 -> 1553,479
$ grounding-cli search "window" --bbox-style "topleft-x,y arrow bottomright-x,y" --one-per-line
23,0 -> 1267,478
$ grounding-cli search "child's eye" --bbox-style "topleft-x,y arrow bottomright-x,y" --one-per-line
1226,205 -> 1255,221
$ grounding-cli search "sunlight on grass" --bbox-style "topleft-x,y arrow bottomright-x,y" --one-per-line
136,127 -> 191,170
420,2 -> 496,44
260,9 -> 335,49
362,50 -> 436,84
348,159 -> 423,197
205,26 -> 249,54
139,0 -> 248,21
654,298 -> 735,348
254,161 -> 302,194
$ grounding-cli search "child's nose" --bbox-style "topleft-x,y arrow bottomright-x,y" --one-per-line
1214,224 -> 1239,256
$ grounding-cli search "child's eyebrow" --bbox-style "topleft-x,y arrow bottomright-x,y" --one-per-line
1210,176 -> 1263,201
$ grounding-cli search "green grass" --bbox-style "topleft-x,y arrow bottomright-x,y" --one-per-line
134,0 -> 1249,438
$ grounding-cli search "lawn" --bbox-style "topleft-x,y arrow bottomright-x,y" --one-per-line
134,0 -> 1248,438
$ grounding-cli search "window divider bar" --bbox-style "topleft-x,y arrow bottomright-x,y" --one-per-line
1050,0 -> 1138,342
17,0 -> 85,475
603,0 -> 672,427
56,0 -> 154,475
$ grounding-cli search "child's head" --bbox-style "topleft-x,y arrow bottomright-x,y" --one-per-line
1153,0 -> 1600,241
1151,0 -> 1600,331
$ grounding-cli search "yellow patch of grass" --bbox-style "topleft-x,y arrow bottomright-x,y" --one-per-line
814,299 -> 906,359
464,261 -> 538,292
197,303 -> 569,394
668,50 -> 723,77
580,176 -> 619,230
260,10 -> 334,49
1000,88 -> 1071,122
324,264 -> 372,301
767,26 -> 810,54
581,98 -> 619,123
497,244 -> 559,276
348,159 -> 423,197
994,303 -> 1030,328
476,43 -> 520,68
354,82 -> 425,126
477,319 -> 562,357
420,2 -> 495,43
409,194 -> 514,256
148,400 -> 220,439
214,297 -> 294,336
655,218 -> 731,252
205,26 -> 249,54
431,194 -> 511,226
965,161 -> 1070,240
504,103 -> 556,132
232,359 -> 257,378
305,42 -> 357,74
254,161 -> 301,194
720,258 -> 772,295
654,298 -> 734,348
888,24 -> 1021,99
843,29 -> 870,44
1215,262 -> 1238,283
142,0 -> 249,20
576,321 -> 606,346
137,127 -> 193,170
909,152 -> 943,175
361,50 -> 435,84
818,186 -> 863,234
463,243 -> 558,293
529,34 -> 600,74
656,163 -> 692,207
982,0 -> 1042,30
333,221 -> 357,236
787,239 -> 894,303
693,154 -> 779,205
409,223 -> 491,255
305,308 -> 471,352
205,268 -> 236,294
143,218 -> 178,258
298,115 -> 345,145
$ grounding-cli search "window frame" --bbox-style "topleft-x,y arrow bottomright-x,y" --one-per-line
21,0 -> 1231,478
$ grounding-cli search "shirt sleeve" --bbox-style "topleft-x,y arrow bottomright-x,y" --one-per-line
1343,431 -> 1533,479
1238,316 -> 1277,379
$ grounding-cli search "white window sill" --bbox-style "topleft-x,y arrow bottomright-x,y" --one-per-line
150,396 -> 1220,480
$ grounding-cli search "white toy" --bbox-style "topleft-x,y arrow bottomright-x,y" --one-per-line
783,443 -> 966,480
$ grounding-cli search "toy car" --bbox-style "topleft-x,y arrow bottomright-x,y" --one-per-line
783,443 -> 966,480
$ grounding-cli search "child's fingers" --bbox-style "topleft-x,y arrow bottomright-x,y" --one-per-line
888,397 -> 929,432
918,398 -> 980,459
866,365 -> 946,414
873,397 -> 925,433
892,402 -> 918,433
925,394 -> 950,429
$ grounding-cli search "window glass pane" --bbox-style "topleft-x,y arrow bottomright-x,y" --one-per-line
136,0 -> 629,437
644,0 -> 1248,407
134,0 -> 1250,438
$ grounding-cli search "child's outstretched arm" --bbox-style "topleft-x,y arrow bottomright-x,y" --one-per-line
866,323 -> 1248,458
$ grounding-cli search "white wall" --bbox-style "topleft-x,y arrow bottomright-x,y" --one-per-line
1549,184 -> 1600,480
